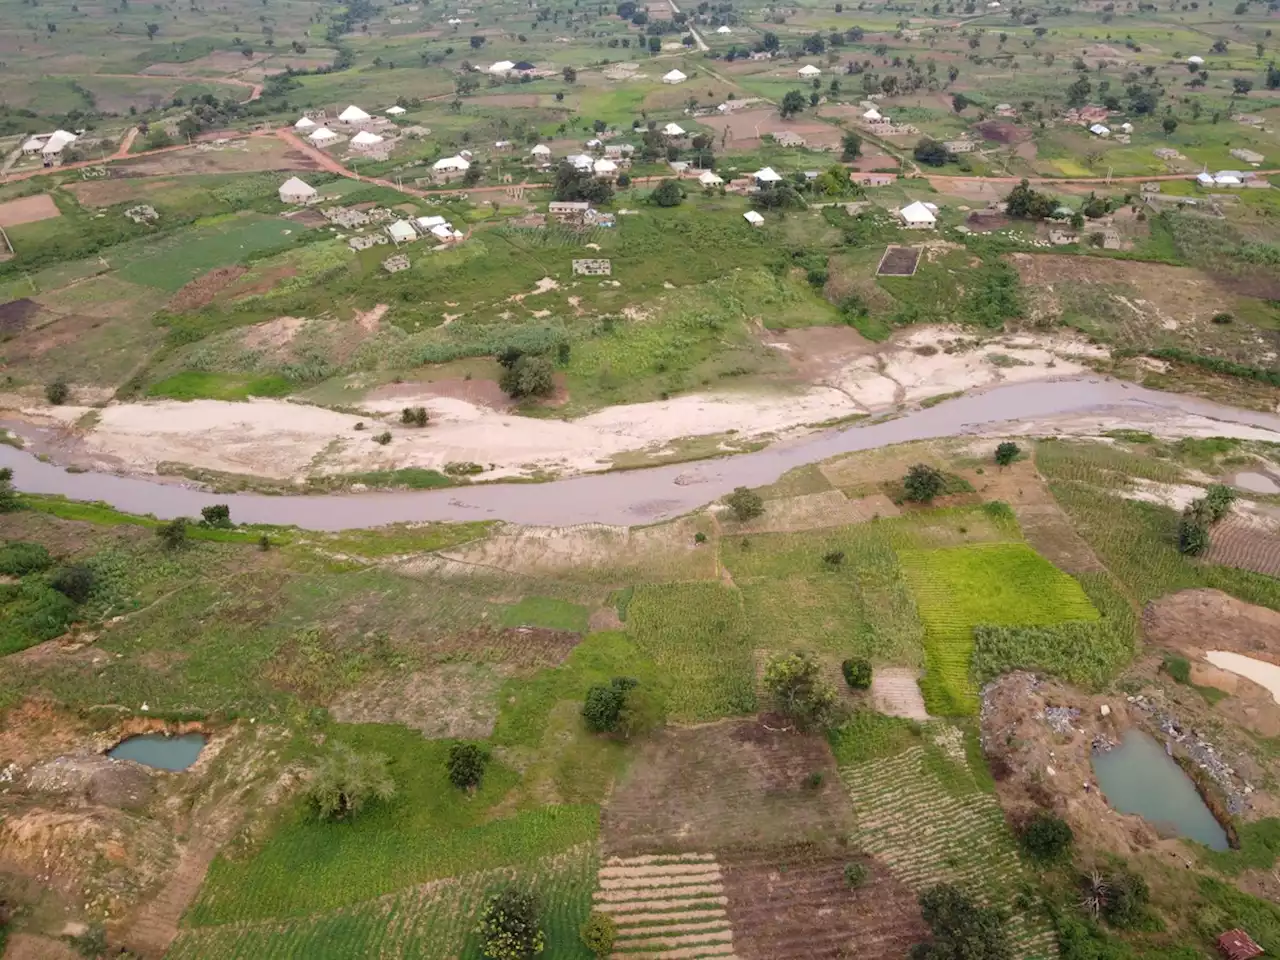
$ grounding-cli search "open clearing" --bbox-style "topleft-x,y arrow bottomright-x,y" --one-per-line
0,194 -> 61,228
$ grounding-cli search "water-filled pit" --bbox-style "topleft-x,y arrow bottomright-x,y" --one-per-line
108,733 -> 207,771
1092,728 -> 1228,851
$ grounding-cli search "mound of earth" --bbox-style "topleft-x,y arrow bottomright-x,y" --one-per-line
26,755 -> 155,809
1143,589 -> 1280,664
980,672 -> 1159,855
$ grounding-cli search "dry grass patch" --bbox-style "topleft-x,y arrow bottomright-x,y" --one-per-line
328,662 -> 511,738
0,194 -> 60,227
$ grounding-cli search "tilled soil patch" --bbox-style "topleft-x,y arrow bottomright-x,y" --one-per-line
1202,516 -> 1280,579
0,297 -> 42,335
423,625 -> 581,667
720,845 -> 927,960
1142,588 -> 1280,663
167,266 -> 248,313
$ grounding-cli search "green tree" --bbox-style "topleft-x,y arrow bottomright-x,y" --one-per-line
951,92 -> 970,112
580,911 -> 617,958
1065,75 -> 1092,107
1162,115 -> 1178,136
49,564 -> 95,604
156,517 -> 189,549
563,65 -> 577,82
306,744 -> 396,821
500,355 -> 556,399
780,89 -> 807,118
914,884 -> 1013,960
0,467 -> 19,513
1003,179 -> 1054,219
763,651 -> 837,730
200,503 -> 232,527
724,486 -> 764,521
913,139 -> 952,166
647,35 -> 661,53
840,130 -> 862,159
447,742 -> 489,790
582,676 -> 637,732
45,380 -> 69,405
903,463 -> 945,502
1020,812 -> 1073,862
994,441 -> 1020,467
841,657 -> 872,690
401,406 -> 429,427
477,887 -> 545,960
1232,77 -> 1254,96
650,178 -> 684,206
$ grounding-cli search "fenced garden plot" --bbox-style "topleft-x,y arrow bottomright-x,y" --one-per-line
876,245 -> 921,277
170,844 -> 598,960
626,582 -> 756,722
898,543 -> 1100,715
837,732 -> 1058,960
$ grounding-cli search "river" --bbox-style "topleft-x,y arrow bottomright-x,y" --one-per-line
2,378 -> 1278,530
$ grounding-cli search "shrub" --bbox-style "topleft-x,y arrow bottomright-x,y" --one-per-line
446,742 -> 489,790
306,744 -> 396,821
842,657 -> 872,690
694,531 -> 708,544
1080,867 -> 1149,928
0,468 -> 18,513
200,503 -> 231,528
49,564 -> 95,604
617,684 -> 664,739
915,883 -> 1012,960
156,517 -> 189,549
763,651 -> 837,731
822,550 -> 846,568
258,533 -> 271,551
477,887 -> 545,960
45,380 -> 69,405
650,178 -> 684,207
903,463 -> 945,503
1177,511 -> 1210,556
580,911 -> 617,958
1202,483 -> 1236,522
1162,653 -> 1191,684
374,431 -> 392,445
0,541 -> 52,576
582,676 -> 639,733
1020,812 -> 1073,862
500,355 -> 556,399
844,861 -> 868,888
400,406 -> 429,427
1211,311 -> 1233,324
994,441 -> 1020,467
804,770 -> 825,789
724,486 -> 764,522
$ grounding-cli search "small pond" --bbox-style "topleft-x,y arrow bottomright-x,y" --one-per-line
1093,729 -> 1228,850
108,733 -> 207,772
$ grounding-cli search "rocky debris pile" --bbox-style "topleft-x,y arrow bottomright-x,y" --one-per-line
1044,705 -> 1081,735
26,755 -> 154,809
1126,693 -> 1252,814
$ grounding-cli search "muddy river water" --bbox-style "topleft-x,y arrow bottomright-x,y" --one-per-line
3,378 -> 1279,530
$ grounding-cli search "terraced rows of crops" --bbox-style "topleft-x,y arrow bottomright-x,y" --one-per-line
169,846 -> 597,960
838,743 -> 1058,960
593,853 -> 738,959
898,543 -> 1100,715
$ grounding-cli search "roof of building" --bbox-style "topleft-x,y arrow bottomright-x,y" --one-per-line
416,215 -> 448,228
308,126 -> 338,141
531,144 -> 552,154
294,116 -> 317,129
567,153 -> 594,169
716,24 -> 731,32
1090,123 -> 1110,135
351,131 -> 385,145
338,105 -> 371,122
279,176 -> 317,196
663,122 -> 686,136
1188,55 -> 1205,63
863,107 -> 882,120
489,60 -> 516,72
1216,929 -> 1263,960
663,69 -> 688,81
549,201 -> 590,210
41,130 -> 77,153
798,64 -> 821,75
513,60 -> 536,70
386,105 -> 406,115
593,158 -> 618,172
754,166 -> 783,182
387,220 -> 417,241
699,170 -> 723,184
433,155 -> 471,171
899,200 -> 938,223
744,210 -> 764,224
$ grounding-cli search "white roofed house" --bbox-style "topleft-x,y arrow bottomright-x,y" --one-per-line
593,157 -> 618,181
489,60 -> 516,74
753,166 -> 783,185
278,176 -> 318,205
530,144 -> 553,161
350,130 -> 386,151
898,200 -> 938,229
566,153 -> 595,171
39,130 -> 77,163
662,69 -> 687,84
432,154 -> 471,182
338,105 -> 373,125
744,210 -> 764,226
662,122 -> 686,137
1089,123 -> 1110,137
1188,55 -> 1205,65
21,135 -> 46,155
698,170 -> 723,187
716,25 -> 731,33
798,64 -> 821,78
387,220 -> 419,244
294,116 -> 317,131
385,105 -> 407,116
308,126 -> 340,146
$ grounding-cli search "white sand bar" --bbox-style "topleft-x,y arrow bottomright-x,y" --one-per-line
1205,651 -> 1280,703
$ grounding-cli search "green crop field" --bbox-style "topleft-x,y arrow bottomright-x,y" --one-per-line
115,215 -> 303,292
899,543 -> 1100,715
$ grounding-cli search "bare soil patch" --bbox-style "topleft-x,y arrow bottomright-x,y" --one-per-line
115,138 -> 322,177
0,193 -> 59,228
965,210 -> 1011,232
0,699 -> 89,768
876,245 -> 921,277
722,845 -> 927,959
371,377 -> 512,411
975,120 -> 1027,144
601,719 -> 853,857
328,662 -> 510,738
766,325 -> 875,383
1143,589 -> 1280,666
1203,516 -> 1280,579
2,934 -> 82,960
167,266 -> 248,313
423,625 -> 580,667
225,263 -> 300,300
697,108 -> 841,149
65,179 -> 178,208
0,297 -> 41,336
240,316 -> 306,351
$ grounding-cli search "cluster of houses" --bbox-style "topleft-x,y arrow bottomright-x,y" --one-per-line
858,105 -> 918,137
388,215 -> 465,245
1196,168 -> 1268,189
20,129 -> 79,166
296,105 -> 402,151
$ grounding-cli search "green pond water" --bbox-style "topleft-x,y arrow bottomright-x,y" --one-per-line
1092,729 -> 1228,851
108,733 -> 206,771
